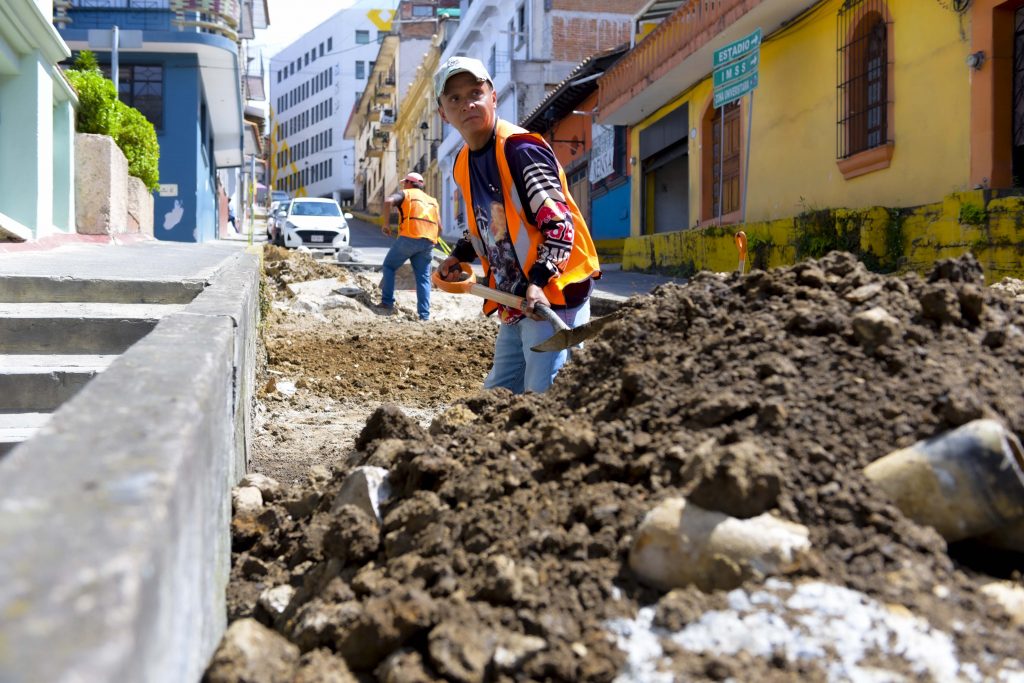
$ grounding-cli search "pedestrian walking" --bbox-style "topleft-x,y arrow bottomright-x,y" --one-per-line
378,172 -> 441,321
434,56 -> 600,393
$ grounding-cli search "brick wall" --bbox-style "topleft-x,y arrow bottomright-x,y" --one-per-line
552,0 -> 647,11
551,14 -> 633,63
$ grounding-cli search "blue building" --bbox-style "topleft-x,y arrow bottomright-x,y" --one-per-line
54,0 -> 247,242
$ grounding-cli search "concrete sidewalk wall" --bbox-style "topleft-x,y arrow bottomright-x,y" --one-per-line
0,251 -> 261,683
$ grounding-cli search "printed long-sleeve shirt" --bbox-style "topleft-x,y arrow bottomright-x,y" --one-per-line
450,132 -> 592,323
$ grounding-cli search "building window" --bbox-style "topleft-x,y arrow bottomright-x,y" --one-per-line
328,37 -> 333,52
103,64 -> 163,129
356,61 -> 365,79
702,101 -> 741,222
319,43 -> 325,57
412,5 -> 433,16
488,44 -> 496,79
356,30 -> 370,44
277,70 -> 282,83
517,4 -> 526,48
837,0 -> 893,178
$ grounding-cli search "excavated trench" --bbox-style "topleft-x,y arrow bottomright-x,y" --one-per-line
205,247 -> 1024,682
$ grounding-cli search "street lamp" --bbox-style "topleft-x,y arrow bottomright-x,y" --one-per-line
419,121 -> 443,143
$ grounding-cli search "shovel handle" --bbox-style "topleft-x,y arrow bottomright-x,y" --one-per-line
430,264 -> 569,332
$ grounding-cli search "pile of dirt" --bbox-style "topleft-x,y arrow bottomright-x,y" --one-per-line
213,252 -> 1024,682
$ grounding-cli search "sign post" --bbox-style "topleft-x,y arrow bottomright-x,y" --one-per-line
711,28 -> 761,224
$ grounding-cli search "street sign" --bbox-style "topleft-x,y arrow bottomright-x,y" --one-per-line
712,28 -> 762,69
713,72 -> 759,109
713,52 -> 759,89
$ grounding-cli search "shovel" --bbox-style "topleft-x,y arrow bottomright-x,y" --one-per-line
431,263 -> 624,352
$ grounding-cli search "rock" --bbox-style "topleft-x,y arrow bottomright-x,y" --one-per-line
204,618 -> 299,683
375,648 -> 438,683
356,404 -> 428,451
491,632 -> 547,672
428,621 -> 496,683
308,464 -> 332,484
851,306 -> 900,348
629,497 -> 811,592
330,466 -> 392,524
475,554 -> 522,604
293,649 -> 358,683
919,284 -> 961,325
258,584 -> 296,619
863,419 -> 1024,542
796,265 -> 827,288
276,380 -> 297,397
844,282 -> 883,304
240,473 -> 283,502
282,490 -> 321,519
322,504 -> 380,564
232,486 -> 264,515
687,440 -> 782,519
429,404 -> 479,435
980,582 -> 1024,626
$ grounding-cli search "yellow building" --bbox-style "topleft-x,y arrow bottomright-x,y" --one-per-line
394,32 -> 446,200
597,0 -> 1024,278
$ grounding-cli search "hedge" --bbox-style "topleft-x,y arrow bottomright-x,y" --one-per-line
66,50 -> 160,191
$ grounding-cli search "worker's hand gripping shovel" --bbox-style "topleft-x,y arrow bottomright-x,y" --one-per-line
432,263 -> 623,352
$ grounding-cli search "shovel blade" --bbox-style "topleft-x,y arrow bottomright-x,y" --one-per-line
530,309 -> 625,353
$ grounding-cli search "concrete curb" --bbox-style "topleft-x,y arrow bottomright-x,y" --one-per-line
0,251 -> 261,683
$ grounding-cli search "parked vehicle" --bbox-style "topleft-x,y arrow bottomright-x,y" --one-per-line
278,198 -> 353,254
270,190 -> 290,205
268,204 -> 289,245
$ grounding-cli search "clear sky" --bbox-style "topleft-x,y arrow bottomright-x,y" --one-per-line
252,0 -> 356,58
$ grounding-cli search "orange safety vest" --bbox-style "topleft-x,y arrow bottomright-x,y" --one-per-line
398,188 -> 440,243
453,119 -> 600,313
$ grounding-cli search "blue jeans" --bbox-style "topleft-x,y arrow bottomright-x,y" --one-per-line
380,236 -> 434,320
484,299 -> 590,394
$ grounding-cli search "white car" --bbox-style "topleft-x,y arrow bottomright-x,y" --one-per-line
279,198 -> 353,254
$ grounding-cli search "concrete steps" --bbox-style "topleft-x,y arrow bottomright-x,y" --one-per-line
0,303 -> 182,354
0,301 -> 187,457
0,355 -> 118,412
0,413 -> 49,458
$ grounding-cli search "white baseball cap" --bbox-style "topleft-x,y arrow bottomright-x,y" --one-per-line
434,56 -> 492,99
403,172 -> 425,186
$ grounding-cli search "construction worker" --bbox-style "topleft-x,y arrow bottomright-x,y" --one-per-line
434,56 -> 600,393
378,172 -> 441,321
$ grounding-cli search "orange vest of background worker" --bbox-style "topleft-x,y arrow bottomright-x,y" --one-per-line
378,172 -> 440,321
396,186 -> 441,243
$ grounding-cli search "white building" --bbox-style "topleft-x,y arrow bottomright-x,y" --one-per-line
269,1 -> 399,203
434,0 -> 640,238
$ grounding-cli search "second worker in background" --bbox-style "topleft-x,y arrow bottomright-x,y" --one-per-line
379,171 -> 441,321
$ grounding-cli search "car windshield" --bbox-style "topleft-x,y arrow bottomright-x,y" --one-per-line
272,191 -> 289,202
290,202 -> 341,217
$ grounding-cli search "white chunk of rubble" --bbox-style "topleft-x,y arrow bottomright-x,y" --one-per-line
259,584 -> 296,618
232,486 -> 264,515
605,580 -> 1024,683
329,466 -> 391,524
629,497 -> 810,591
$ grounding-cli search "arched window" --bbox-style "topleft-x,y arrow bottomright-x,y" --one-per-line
837,1 -> 893,177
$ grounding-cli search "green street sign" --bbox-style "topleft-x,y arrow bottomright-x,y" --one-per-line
713,72 -> 758,108
713,52 -> 759,88
713,28 -> 762,68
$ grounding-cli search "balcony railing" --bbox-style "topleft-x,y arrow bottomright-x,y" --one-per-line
598,0 -> 755,117
56,0 -> 241,41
